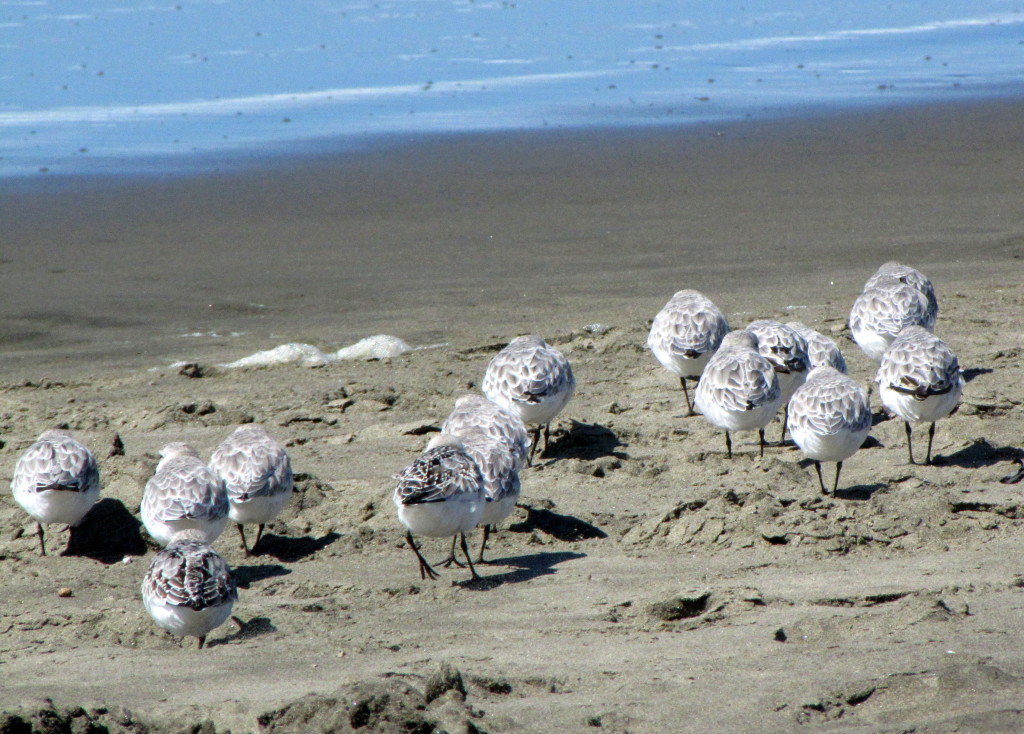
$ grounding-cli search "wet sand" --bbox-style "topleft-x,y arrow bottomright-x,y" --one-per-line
1,98 -> 1024,732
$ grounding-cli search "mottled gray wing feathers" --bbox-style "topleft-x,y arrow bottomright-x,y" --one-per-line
394,446 -> 482,505
650,292 -> 730,355
850,280 -> 936,336
789,377 -> 871,436
142,540 -> 237,610
482,338 -> 575,405
864,263 -> 939,318
747,320 -> 809,373
13,436 -> 99,495
142,457 -> 228,521
703,349 -> 780,412
787,322 -> 848,373
519,371 -> 567,403
876,328 -> 961,398
458,433 -> 520,503
210,433 -> 292,501
441,396 -> 530,471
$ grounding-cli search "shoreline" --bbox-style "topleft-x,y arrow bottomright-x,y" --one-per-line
5,81 -> 1024,183
3,95 -> 1023,381
5,88 -> 1024,187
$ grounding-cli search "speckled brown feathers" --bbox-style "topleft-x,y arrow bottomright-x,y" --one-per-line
142,539 -> 237,612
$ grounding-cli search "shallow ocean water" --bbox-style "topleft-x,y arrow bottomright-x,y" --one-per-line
1,0 -> 1023,176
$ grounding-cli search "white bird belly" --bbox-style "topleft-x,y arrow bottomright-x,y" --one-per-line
851,326 -> 893,361
790,424 -> 870,462
14,486 -> 98,526
512,392 -> 572,427
480,494 -> 519,527
397,496 -> 483,538
697,393 -> 781,433
228,493 -> 290,525
777,371 -> 807,404
143,516 -> 228,547
652,346 -> 711,379
879,384 -> 962,425
144,597 -> 233,639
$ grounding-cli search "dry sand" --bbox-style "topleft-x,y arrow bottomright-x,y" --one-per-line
1,98 -> 1024,733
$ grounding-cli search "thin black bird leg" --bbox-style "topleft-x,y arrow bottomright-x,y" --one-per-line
527,427 -> 541,466
925,422 -> 936,465
406,531 -> 439,580
478,524 -> 492,563
460,532 -> 480,580
252,523 -> 266,554
237,524 -> 250,556
680,376 -> 694,416
438,535 -> 465,568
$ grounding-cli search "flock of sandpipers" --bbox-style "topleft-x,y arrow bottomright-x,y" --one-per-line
8,261 -> 961,647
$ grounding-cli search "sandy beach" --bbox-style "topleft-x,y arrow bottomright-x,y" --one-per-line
2,98 -> 1024,732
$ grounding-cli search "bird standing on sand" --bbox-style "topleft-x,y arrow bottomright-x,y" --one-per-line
11,429 -> 100,556
141,528 -> 238,649
647,289 -> 730,415
441,394 -> 530,472
786,321 -> 848,374
863,261 -> 939,315
141,443 -> 229,547
430,431 -> 520,563
481,335 -> 575,465
876,325 -> 963,465
393,436 -> 485,582
209,424 -> 293,556
441,395 -> 529,561
849,262 -> 938,361
694,330 -> 782,459
746,320 -> 810,443
788,366 -> 872,494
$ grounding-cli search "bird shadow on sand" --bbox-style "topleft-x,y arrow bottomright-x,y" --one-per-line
458,551 -> 586,590
208,616 -> 278,647
509,502 -> 608,542
833,483 -> 888,501
795,460 -> 887,501
870,410 -> 892,428
541,420 -> 626,462
65,498 -> 147,563
252,532 -> 341,562
962,367 -> 994,383
930,438 -> 1024,469
859,435 -> 885,450
232,563 -> 291,589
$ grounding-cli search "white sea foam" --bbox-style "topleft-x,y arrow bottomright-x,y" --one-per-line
222,343 -> 334,369
0,70 -> 613,127
659,13 -> 1024,54
215,334 -> 422,369
334,334 -> 413,361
